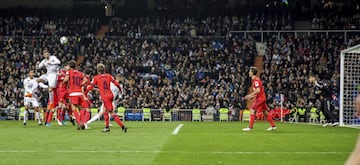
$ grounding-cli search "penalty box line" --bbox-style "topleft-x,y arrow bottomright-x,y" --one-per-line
172,123 -> 184,135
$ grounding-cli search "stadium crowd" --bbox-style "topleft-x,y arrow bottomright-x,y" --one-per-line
0,3 -> 359,122
106,14 -> 293,37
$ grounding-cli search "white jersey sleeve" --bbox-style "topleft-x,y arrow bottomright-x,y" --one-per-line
49,55 -> 61,65
36,59 -> 46,70
37,56 -> 61,74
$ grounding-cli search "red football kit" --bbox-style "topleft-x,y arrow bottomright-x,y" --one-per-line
89,73 -> 120,111
81,75 -> 91,109
251,77 -> 267,112
56,70 -> 68,104
67,69 -> 85,105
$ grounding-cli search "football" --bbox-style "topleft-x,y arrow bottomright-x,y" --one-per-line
59,36 -> 68,44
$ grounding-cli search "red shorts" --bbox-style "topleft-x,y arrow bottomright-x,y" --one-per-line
251,99 -> 267,112
57,90 -> 68,103
101,93 -> 114,111
81,97 -> 91,109
69,95 -> 86,106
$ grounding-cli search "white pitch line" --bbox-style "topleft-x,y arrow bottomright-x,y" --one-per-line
172,123 -> 184,135
0,150 -> 350,154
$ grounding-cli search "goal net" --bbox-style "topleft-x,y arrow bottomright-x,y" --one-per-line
340,44 -> 360,127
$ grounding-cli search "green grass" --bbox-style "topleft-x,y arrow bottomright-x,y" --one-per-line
0,120 -> 358,165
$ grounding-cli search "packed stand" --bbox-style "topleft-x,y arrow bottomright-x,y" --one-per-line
106,14 -> 293,37
0,16 -> 99,109
0,16 -> 99,36
80,36 -> 256,111
262,32 -> 360,121
311,0 -> 360,30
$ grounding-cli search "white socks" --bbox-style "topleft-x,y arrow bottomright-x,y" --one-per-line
86,114 -> 100,125
35,111 -> 41,124
23,110 -> 27,123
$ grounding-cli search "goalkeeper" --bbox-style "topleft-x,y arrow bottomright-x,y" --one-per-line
308,75 -> 338,126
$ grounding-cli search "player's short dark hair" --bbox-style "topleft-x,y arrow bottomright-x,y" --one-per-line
67,60 -> 76,69
97,63 -> 105,74
250,66 -> 257,75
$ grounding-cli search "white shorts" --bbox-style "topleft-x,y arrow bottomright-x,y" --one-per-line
39,73 -> 57,88
24,97 -> 40,107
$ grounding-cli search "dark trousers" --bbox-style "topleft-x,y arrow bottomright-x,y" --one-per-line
319,98 -> 337,123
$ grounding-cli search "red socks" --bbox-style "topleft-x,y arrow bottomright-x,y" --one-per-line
46,111 -> 54,124
249,114 -> 255,129
104,112 -> 110,127
85,111 -> 90,122
267,113 -> 275,127
73,110 -> 81,125
112,114 -> 124,128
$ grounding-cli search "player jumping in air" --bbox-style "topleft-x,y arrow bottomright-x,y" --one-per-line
36,49 -> 61,111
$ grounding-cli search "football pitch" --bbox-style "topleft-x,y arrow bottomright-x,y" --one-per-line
0,120 -> 358,165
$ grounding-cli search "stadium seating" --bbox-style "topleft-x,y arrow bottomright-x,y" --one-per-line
1,3 -> 358,124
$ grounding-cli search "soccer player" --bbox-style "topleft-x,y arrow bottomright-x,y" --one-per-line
55,65 -> 70,125
63,60 -> 87,130
36,49 -> 61,110
87,63 -> 127,133
81,68 -> 92,128
345,95 -> 360,165
86,74 -> 123,128
242,66 -> 276,131
308,75 -> 338,126
23,70 -> 47,126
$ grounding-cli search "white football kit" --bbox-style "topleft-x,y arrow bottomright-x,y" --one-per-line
36,55 -> 61,88
23,77 -> 40,107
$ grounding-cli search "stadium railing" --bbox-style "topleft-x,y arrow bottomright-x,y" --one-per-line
1,107 -> 291,122
229,30 -> 360,43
